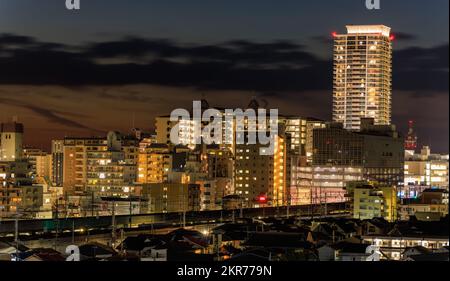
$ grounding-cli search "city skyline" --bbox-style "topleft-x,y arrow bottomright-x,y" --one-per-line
0,0 -> 448,153
0,2 -> 448,265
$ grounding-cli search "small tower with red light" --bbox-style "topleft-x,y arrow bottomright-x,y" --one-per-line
405,120 -> 418,152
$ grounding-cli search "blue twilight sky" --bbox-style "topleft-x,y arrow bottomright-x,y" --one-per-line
0,0 -> 448,56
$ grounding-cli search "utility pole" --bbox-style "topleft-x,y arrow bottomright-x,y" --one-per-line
120,228 -> 124,254
239,198 -> 243,219
286,191 -> 290,218
91,191 -> 95,217
54,198 -> 59,251
310,182 -> 314,221
111,201 -> 116,247
14,214 -> 19,261
64,192 -> 68,219
71,219 -> 75,244
129,196 -> 132,228
262,203 -> 265,218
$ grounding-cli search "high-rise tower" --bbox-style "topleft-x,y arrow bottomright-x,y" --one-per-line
333,25 -> 393,131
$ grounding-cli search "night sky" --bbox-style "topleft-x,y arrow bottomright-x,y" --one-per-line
0,0 -> 448,153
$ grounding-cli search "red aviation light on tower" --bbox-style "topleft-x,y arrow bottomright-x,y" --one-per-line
331,32 -> 338,38
389,35 -> 395,41
405,120 -> 418,151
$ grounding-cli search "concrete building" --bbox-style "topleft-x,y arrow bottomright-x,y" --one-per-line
399,204 -> 448,221
201,145 -> 234,209
138,144 -> 175,184
0,122 -> 24,162
333,25 -> 393,130
234,132 -> 290,208
363,235 -> 449,261
62,132 -> 139,195
155,115 -> 197,147
141,183 -> 200,213
35,153 -> 52,182
313,119 -> 404,188
0,160 -> 43,218
23,147 -> 47,179
305,119 -> 327,163
399,189 -> 449,221
279,116 -> 307,156
291,166 -> 363,205
404,146 -> 449,189
350,184 -> 397,222
278,116 -> 326,160
51,140 -> 64,187
155,99 -> 235,152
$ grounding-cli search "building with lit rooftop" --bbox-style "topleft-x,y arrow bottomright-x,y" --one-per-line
333,25 -> 393,130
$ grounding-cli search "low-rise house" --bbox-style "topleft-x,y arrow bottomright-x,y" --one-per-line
78,242 -> 117,261
331,220 -> 359,239
0,241 -> 29,261
317,245 -> 336,261
141,245 -> 168,261
404,252 -> 449,261
242,232 -> 315,261
118,234 -> 166,256
335,242 -> 375,261
433,246 -> 449,254
401,246 -> 431,260
307,231 -> 333,247
212,222 -> 262,250
148,240 -> 213,261
230,248 -> 272,262
363,235 -> 449,260
23,248 -> 65,261
361,218 -> 391,236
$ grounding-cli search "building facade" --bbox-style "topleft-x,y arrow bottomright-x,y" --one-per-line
351,184 -> 397,222
51,140 -> 64,187
234,133 -> 290,207
404,146 -> 449,189
291,166 -> 363,205
141,183 -> 201,213
62,132 -> 139,196
313,120 -> 404,188
333,25 -> 393,130
0,122 -> 24,162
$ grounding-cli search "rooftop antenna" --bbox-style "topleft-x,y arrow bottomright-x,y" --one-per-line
248,95 -> 260,109
405,120 -> 418,152
200,93 -> 209,109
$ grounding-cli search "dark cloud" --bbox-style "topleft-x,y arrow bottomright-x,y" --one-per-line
393,32 -> 417,41
310,35 -> 333,45
394,44 -> 449,92
0,33 -> 447,94
0,33 -> 36,46
0,97 -> 97,131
